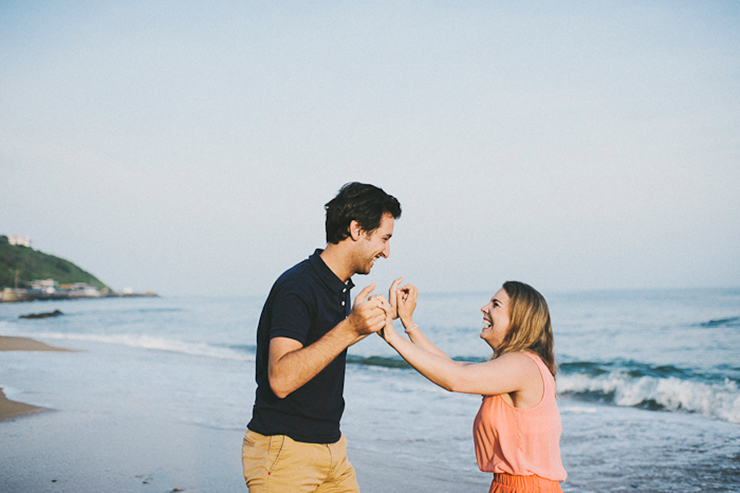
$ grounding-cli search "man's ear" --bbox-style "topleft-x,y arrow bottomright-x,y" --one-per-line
349,220 -> 364,241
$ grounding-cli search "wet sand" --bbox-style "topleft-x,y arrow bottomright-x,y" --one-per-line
0,335 -> 70,421
0,335 -> 75,352
0,387 -> 48,422
0,407 -> 481,493
0,335 -> 486,492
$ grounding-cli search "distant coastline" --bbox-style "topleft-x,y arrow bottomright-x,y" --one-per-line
1,288 -> 158,303
2,234 -> 156,302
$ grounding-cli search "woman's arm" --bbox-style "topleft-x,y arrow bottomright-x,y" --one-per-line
394,283 -> 459,362
404,322 -> 459,362
382,319 -> 539,397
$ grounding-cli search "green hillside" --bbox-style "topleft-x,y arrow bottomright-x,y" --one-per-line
0,236 -> 109,291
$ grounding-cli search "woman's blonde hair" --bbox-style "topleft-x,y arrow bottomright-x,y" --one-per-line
495,281 -> 557,377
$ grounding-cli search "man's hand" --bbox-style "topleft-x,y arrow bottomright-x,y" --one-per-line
346,283 -> 388,337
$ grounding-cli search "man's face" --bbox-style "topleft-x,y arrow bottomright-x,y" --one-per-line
353,213 -> 395,275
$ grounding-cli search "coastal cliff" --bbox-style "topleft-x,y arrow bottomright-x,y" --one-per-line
0,235 -> 108,291
0,235 -> 155,302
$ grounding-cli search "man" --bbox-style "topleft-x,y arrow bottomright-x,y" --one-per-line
243,182 -> 402,492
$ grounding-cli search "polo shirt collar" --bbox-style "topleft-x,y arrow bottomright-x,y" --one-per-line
309,249 -> 355,293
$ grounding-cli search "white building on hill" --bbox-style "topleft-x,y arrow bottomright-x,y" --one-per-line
8,235 -> 32,248
30,279 -> 57,293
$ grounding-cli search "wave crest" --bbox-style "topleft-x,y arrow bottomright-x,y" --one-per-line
18,332 -> 255,362
558,371 -> 740,423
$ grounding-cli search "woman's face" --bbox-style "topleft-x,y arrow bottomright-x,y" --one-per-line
480,287 -> 511,350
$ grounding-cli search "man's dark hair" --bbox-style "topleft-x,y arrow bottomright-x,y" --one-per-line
324,182 -> 402,244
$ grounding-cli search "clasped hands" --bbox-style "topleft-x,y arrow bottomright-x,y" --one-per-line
348,278 -> 417,343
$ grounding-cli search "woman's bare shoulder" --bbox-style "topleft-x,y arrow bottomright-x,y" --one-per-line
489,352 -> 541,378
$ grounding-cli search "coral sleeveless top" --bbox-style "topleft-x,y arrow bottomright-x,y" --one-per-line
472,352 -> 567,481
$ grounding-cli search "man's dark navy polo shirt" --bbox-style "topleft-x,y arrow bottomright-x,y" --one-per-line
247,249 -> 354,444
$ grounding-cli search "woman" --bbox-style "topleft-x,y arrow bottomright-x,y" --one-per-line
382,280 -> 566,492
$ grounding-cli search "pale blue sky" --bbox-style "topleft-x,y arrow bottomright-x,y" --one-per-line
1,1 -> 739,296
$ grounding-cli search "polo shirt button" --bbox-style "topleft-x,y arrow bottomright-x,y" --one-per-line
341,301 -> 345,306
342,288 -> 347,293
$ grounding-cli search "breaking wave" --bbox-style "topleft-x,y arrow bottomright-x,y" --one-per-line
10,331 -> 255,362
558,360 -> 740,423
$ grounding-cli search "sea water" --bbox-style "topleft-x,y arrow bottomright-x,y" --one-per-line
1,288 -> 739,492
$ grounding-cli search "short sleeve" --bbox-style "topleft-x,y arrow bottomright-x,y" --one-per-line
269,287 -> 313,345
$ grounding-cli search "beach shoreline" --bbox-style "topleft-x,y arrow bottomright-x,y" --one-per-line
0,408 -> 487,493
0,334 -> 75,352
0,387 -> 49,422
0,334 -> 486,492
0,335 -> 68,421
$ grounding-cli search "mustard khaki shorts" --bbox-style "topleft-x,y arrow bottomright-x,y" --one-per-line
242,429 -> 360,493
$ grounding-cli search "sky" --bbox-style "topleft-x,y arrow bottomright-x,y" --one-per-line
1,1 -> 739,298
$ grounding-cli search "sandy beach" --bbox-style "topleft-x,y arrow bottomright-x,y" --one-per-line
0,335 -> 69,421
0,334 -> 75,353
1,408 -> 483,493
0,334 -> 249,492
1,408 -> 479,493
0,333 -> 487,493
0,387 -> 47,422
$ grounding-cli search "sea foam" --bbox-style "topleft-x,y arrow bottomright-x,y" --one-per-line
557,371 -> 740,423
12,331 -> 254,362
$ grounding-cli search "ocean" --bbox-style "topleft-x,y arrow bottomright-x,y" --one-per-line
1,287 -> 739,492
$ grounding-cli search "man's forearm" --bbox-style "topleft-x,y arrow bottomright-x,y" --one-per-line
269,319 -> 357,398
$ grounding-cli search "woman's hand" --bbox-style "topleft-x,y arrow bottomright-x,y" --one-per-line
380,317 -> 400,345
371,294 -> 400,344
387,277 -> 403,319
397,283 -> 418,329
